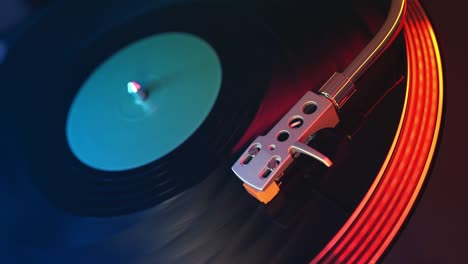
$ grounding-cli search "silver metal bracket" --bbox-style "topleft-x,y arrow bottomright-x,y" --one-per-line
319,72 -> 356,109
232,91 -> 340,192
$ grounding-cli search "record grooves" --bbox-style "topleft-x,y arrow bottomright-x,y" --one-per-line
1,1 -> 421,264
4,2 -> 296,216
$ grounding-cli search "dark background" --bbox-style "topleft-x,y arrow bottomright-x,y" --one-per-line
1,0 -> 467,263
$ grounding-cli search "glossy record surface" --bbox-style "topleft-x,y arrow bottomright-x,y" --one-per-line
1,0 -> 408,263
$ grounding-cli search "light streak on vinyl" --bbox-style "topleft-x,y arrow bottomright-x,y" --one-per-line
311,0 -> 444,263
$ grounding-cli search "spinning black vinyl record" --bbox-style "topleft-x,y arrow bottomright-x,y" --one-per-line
1,0 -> 420,263
2,0 -> 297,216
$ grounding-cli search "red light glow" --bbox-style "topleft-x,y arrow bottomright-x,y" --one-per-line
311,1 -> 444,263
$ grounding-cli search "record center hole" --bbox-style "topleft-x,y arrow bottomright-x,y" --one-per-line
277,131 -> 290,142
289,116 -> 304,129
303,102 -> 318,114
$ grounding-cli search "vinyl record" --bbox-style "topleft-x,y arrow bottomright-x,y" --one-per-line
2,0 -> 296,216
1,1 -> 418,264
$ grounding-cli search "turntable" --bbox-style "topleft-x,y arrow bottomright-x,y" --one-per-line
1,0 -> 446,263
